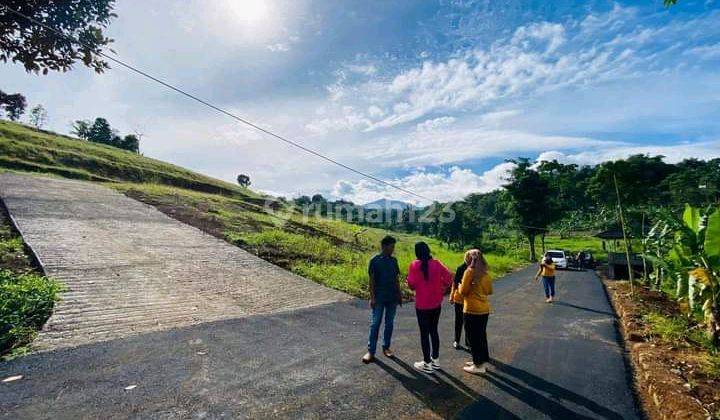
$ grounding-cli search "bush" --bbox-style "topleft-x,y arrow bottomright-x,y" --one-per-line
643,312 -> 689,343
704,354 -> 720,379
0,270 -> 62,354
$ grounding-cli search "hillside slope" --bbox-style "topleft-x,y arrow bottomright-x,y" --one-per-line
0,121 -> 257,197
0,121 -> 524,297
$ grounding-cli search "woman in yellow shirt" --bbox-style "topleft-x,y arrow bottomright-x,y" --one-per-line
534,256 -> 556,303
458,249 -> 493,375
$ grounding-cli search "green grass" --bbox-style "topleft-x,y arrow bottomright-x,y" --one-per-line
0,211 -> 62,359
643,312 -> 713,349
643,311 -> 720,379
0,270 -> 62,358
705,354 -> 720,379
643,312 -> 692,343
231,228 -> 521,299
542,235 -> 606,256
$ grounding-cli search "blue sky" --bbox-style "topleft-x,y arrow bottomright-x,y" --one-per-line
2,0 -> 720,204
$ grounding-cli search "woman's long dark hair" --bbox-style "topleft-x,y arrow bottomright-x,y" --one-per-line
415,241 -> 432,280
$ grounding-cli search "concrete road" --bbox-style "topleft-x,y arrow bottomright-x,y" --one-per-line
0,266 -> 639,419
0,173 -> 349,351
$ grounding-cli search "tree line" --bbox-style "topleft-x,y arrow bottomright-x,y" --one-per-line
442,155 -> 718,260
71,117 -> 141,153
296,155 -> 719,261
0,90 -> 142,154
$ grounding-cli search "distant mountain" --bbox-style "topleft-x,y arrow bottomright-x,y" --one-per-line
362,198 -> 415,210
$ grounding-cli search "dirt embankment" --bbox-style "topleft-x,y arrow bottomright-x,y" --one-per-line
604,280 -> 719,419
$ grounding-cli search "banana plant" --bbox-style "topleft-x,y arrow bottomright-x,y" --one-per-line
643,219 -> 673,289
645,205 -> 720,347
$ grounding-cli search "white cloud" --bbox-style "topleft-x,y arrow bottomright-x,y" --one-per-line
685,43 -> 720,60
416,116 -> 456,132
303,106 -> 372,135
315,6 -> 720,133
331,163 -> 516,205
358,123 -> 615,168
511,22 -> 566,53
537,141 -> 720,166
345,63 -> 378,76
267,43 -> 291,52
367,105 -> 385,118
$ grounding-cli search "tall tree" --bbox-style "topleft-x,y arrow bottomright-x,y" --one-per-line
0,90 -> 26,121
236,174 -> 251,188
0,1 -> 116,74
119,134 -> 140,153
505,159 -> 554,261
437,202 -> 464,249
71,119 -> 91,140
587,155 -> 675,209
86,117 -> 115,144
663,159 -> 720,207
29,104 -> 48,128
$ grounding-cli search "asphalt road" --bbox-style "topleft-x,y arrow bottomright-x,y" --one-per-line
0,267 -> 640,419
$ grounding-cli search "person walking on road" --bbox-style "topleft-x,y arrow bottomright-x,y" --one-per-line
459,249 -> 493,375
535,256 -> 557,303
363,235 -> 402,364
407,241 -> 453,373
576,251 -> 586,271
450,256 -> 471,350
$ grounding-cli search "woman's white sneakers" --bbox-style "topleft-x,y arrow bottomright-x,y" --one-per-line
431,358 -> 441,370
414,361 -> 434,374
463,362 -> 489,374
463,364 -> 486,374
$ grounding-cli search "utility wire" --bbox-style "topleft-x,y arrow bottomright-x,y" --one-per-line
0,3 -> 431,202
1,3 -> 555,233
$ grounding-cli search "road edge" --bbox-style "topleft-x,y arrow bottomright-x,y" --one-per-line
597,272 -> 649,420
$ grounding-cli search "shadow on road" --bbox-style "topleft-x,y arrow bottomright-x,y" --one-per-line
553,301 -> 615,317
375,357 -> 518,419
464,360 -> 625,420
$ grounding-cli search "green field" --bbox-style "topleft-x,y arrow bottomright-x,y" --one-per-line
542,235 -> 606,257
0,121 -> 526,299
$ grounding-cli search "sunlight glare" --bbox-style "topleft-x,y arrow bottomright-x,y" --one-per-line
227,0 -> 270,24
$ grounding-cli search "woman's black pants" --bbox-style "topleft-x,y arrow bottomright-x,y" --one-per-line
464,313 -> 489,365
454,302 -> 470,347
415,306 -> 442,363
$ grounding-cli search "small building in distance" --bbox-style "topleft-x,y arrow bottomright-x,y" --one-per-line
594,228 -> 647,280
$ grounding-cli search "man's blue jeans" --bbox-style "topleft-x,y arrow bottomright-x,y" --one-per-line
542,276 -> 556,298
367,302 -> 398,355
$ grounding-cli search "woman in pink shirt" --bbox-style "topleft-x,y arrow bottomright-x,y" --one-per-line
407,241 -> 453,373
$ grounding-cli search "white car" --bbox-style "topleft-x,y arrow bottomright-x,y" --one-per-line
545,250 -> 568,269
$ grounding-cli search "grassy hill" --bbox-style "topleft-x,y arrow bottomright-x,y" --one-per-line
0,121 -> 525,298
0,121 -> 258,197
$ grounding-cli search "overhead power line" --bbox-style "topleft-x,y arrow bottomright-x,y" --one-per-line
0,3 -> 432,202
1,3 -> 556,233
